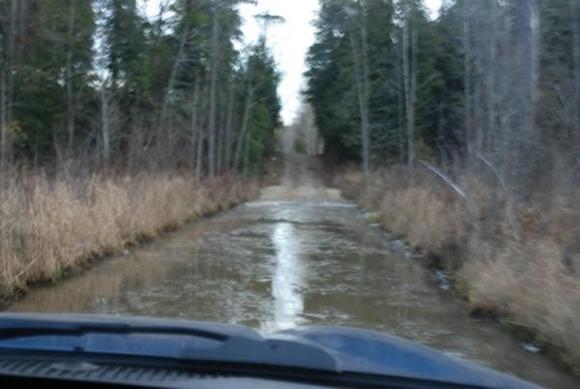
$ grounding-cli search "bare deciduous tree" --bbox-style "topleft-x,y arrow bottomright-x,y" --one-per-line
346,0 -> 371,174
402,2 -> 417,167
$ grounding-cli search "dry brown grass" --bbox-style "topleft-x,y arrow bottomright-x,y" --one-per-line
336,167 -> 467,253
463,237 -> 580,362
0,172 -> 258,300
335,166 -> 580,368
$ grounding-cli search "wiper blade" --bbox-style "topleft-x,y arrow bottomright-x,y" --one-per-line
0,318 -> 228,341
0,314 -> 338,372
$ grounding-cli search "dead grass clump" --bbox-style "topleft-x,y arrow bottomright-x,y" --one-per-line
377,185 -> 466,252
0,172 -> 256,300
336,167 -> 467,252
463,238 -> 580,363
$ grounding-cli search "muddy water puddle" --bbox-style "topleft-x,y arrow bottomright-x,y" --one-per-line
10,200 -> 579,388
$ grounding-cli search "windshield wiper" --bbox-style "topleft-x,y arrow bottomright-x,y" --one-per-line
0,314 -> 338,373
0,319 -> 228,341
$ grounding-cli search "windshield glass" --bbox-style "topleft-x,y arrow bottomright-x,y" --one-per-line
0,0 -> 579,388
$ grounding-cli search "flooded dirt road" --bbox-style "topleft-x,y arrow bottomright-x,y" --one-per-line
9,140 -> 580,388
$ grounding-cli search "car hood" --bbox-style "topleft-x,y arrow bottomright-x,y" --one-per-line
0,313 -> 537,388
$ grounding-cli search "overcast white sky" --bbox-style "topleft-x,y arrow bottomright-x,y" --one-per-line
141,0 -> 442,125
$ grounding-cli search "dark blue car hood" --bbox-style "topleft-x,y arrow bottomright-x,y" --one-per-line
0,314 -> 537,388
281,326 -> 537,388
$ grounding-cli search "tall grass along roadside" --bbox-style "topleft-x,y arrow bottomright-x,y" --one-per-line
0,172 -> 258,303
335,166 -> 580,372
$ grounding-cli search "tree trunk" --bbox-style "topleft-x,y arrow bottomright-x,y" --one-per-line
485,0 -> 497,153
515,0 -> 538,137
402,5 -> 416,167
463,1 -> 472,162
570,0 -> 580,155
242,133 -> 250,180
190,76 -> 200,171
496,4 -> 513,172
100,86 -> 111,165
1,0 -> 19,172
359,0 -> 371,174
196,127 -> 204,180
159,21 -> 190,167
235,84 -> 253,172
348,0 -> 371,175
128,108 -> 143,174
512,0 -> 539,195
224,80 -> 235,170
0,70 -> 7,173
6,0 -> 17,125
66,0 -> 77,152
397,67 -> 405,164
216,87 -> 226,174
208,10 -> 220,177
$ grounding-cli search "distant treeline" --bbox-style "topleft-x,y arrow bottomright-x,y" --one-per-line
0,0 -> 281,176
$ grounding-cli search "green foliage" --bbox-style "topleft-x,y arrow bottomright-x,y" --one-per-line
9,0 -> 96,156
103,0 -> 150,94
294,138 -> 307,155
307,0 -> 580,171
241,40 -> 281,172
305,0 -> 359,159
0,0 -> 280,174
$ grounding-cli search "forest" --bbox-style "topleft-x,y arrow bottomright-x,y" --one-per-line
307,0 -> 578,177
0,0 -> 281,175
306,0 -> 580,370
0,0 -> 279,300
